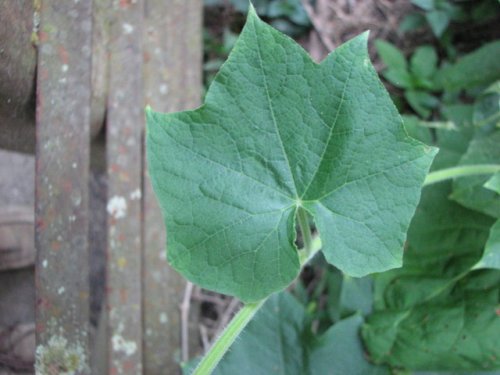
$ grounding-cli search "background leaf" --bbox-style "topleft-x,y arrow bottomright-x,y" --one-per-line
439,41 -> 500,91
475,220 -> 500,270
485,172 -> 500,194
214,292 -> 306,375
410,45 -> 438,80
426,9 -> 450,37
405,90 -> 439,118
411,0 -> 435,11
362,127 -> 500,371
450,129 -> 500,218
473,81 -> 500,128
475,172 -> 500,270
382,68 -> 414,89
375,40 -> 408,71
212,292 -> 389,375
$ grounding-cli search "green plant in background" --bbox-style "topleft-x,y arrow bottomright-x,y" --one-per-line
404,0 -> 467,38
375,40 -> 440,118
203,29 -> 239,89
376,38 -> 500,120
362,118 -> 500,371
203,0 -> 310,90
401,0 -> 499,50
205,0 -> 310,36
148,4 -> 500,375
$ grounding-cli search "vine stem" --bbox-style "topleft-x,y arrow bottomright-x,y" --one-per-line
423,164 -> 500,186
192,299 -> 265,375
192,164 -> 500,374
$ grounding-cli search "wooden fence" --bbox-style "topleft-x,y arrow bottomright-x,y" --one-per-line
1,0 -> 202,373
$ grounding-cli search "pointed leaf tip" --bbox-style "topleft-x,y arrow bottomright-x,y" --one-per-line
248,1 -> 258,19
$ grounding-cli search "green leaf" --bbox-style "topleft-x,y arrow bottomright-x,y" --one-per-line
405,90 -> 439,118
375,40 -> 408,71
450,130 -> 500,218
425,9 -> 450,37
267,0 -> 310,26
229,0 -> 269,14
402,115 -> 433,145
362,126 -> 499,370
475,173 -> 500,270
411,0 -> 435,11
439,41 -> 500,91
362,176 -> 499,370
475,219 -> 500,270
410,45 -> 438,80
473,81 -> 500,128
338,275 -> 373,316
213,292 -> 306,375
485,172 -> 500,194
147,8 -> 436,302
363,275 -> 500,371
399,13 -> 426,33
326,267 -> 344,322
382,68 -> 414,89
213,292 -> 389,375
309,315 -> 389,375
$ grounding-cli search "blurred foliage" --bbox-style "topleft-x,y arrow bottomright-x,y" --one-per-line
402,0 -> 499,57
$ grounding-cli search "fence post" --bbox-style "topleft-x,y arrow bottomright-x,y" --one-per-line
35,1 -> 93,373
106,1 -> 145,374
143,1 -> 203,372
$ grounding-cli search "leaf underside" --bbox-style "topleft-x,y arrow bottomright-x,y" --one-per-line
147,7 -> 436,302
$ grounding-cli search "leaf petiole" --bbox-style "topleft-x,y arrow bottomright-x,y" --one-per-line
192,299 -> 266,375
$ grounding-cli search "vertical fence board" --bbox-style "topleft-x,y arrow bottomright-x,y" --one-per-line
35,1 -> 92,374
106,1 -> 144,374
142,0 -> 202,373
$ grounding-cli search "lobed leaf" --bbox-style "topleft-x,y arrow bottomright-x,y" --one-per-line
147,7 -> 436,301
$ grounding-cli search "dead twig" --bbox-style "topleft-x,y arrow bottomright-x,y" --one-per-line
180,281 -> 194,363
199,324 -> 210,353
301,0 -> 335,53
212,297 -> 240,344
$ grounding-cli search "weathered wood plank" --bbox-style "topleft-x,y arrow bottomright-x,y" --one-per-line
142,0 -> 203,373
34,1 -> 92,374
106,1 -> 144,374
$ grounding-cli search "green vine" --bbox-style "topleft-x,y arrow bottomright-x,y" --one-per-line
424,164 -> 500,186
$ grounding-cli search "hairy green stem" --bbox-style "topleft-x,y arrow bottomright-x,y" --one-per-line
423,164 -> 500,186
192,299 -> 265,375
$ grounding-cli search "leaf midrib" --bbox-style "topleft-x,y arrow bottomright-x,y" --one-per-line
253,19 -> 299,199
252,17 -> 355,203
300,63 -> 354,200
